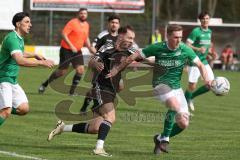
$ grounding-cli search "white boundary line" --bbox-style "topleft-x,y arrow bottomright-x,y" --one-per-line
0,150 -> 48,160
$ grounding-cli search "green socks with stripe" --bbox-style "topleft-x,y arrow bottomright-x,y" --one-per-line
0,116 -> 6,126
192,85 -> 210,99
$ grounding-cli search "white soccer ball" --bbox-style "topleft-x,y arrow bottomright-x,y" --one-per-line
211,77 -> 230,96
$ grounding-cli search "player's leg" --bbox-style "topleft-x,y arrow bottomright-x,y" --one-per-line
80,90 -> 93,113
221,54 -> 227,70
0,82 -> 13,126
153,85 -> 180,154
39,47 -> 70,93
93,102 -> 115,157
69,51 -> 84,96
0,83 -> 29,126
69,66 -> 84,96
170,89 -> 189,138
228,55 -> 234,70
154,86 -> 190,154
12,84 -> 29,115
0,108 -> 11,126
191,64 -> 214,99
185,66 -> 200,111
47,112 -> 102,141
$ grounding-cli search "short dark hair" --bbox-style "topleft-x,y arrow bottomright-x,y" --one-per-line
12,12 -> 29,27
167,24 -> 183,35
108,14 -> 120,22
118,25 -> 134,34
198,11 -> 210,19
79,8 -> 88,12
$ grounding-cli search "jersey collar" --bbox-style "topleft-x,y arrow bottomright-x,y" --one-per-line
13,30 -> 23,40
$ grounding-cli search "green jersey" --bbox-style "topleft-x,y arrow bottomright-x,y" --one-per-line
0,31 -> 24,84
141,42 -> 197,89
187,27 -> 212,65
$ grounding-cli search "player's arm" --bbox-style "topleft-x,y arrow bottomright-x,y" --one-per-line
12,52 -> 54,68
208,47 -> 218,60
106,51 -> 142,78
23,52 -> 46,60
61,32 -> 77,53
88,55 -> 104,72
194,57 -> 211,86
186,40 -> 206,54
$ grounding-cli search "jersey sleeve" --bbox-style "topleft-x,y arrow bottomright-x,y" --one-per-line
5,36 -> 23,55
186,29 -> 197,44
94,37 -> 105,50
141,44 -> 158,58
93,31 -> 108,50
184,44 -> 198,63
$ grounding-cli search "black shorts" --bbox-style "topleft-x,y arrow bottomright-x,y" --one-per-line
91,84 -> 117,113
58,47 -> 84,69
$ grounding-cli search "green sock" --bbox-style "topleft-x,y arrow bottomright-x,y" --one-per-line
11,108 -> 17,115
161,110 -> 176,137
170,123 -> 184,137
185,90 -> 192,100
192,85 -> 210,99
0,116 -> 6,126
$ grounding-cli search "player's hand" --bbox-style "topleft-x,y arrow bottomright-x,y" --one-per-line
71,46 -> 78,53
35,54 -> 46,60
40,59 -> 55,68
199,47 -> 206,54
94,62 -> 104,72
105,67 -> 119,78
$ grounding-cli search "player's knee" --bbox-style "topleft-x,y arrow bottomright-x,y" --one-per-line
0,108 -> 12,118
76,66 -> 84,74
17,103 -> 29,115
57,69 -> 67,76
90,126 -> 99,134
188,84 -> 196,91
104,113 -> 116,124
176,112 -> 189,129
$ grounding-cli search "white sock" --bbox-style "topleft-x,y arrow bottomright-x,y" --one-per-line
222,64 -> 226,70
63,124 -> 73,132
96,139 -> 104,149
159,135 -> 169,142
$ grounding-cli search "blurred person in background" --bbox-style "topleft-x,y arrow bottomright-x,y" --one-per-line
221,44 -> 234,70
184,11 -> 215,112
149,28 -> 162,44
38,8 -> 95,96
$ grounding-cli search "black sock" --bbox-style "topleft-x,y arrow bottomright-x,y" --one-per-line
72,123 -> 89,133
42,71 -> 61,87
98,120 -> 112,140
80,91 -> 93,112
69,73 -> 82,94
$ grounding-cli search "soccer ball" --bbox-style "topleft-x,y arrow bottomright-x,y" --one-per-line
211,77 -> 230,96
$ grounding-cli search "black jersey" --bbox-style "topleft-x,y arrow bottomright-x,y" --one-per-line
92,30 -> 118,51
93,43 -> 138,93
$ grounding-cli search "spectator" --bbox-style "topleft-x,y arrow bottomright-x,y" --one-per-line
221,44 -> 234,70
149,28 -> 162,44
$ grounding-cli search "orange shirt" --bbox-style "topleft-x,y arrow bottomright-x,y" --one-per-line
222,48 -> 233,56
61,18 -> 89,51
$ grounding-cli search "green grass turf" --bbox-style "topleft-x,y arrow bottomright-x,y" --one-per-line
0,67 -> 239,160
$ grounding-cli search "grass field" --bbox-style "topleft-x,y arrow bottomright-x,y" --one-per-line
0,67 -> 240,160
